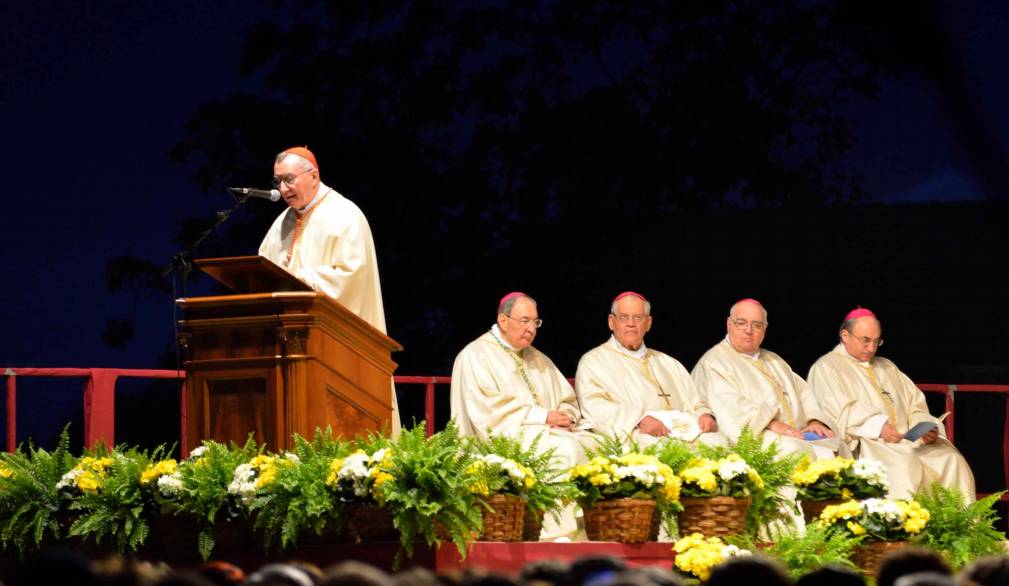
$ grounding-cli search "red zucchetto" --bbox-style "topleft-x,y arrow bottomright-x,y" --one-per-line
282,146 -> 318,171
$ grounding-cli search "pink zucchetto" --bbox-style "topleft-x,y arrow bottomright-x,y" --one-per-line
499,291 -> 528,307
844,307 -> 877,321
613,291 -> 648,304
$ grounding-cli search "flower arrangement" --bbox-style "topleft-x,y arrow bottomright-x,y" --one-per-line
672,532 -> 751,581
326,447 -> 395,506
678,454 -> 763,498
65,444 -> 173,554
228,452 -> 298,507
569,453 -> 680,509
465,454 -> 535,498
791,457 -> 888,502
155,438 -> 261,560
817,498 -> 930,542
249,428 -> 352,550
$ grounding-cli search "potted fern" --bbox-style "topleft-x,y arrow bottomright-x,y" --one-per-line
375,422 -> 482,568
0,427 -> 75,556
64,443 -> 173,555
913,483 -> 1006,570
251,427 -> 361,549
151,438 -> 261,561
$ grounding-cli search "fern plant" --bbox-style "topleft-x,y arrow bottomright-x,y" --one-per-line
0,427 -> 75,556
913,483 -> 1006,569
67,443 -> 171,555
377,422 -> 482,568
159,438 -> 261,560
696,426 -> 803,536
248,441 -> 337,550
465,432 -> 576,524
731,522 -> 862,578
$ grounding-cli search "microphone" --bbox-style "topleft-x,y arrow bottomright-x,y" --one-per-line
227,187 -> 282,202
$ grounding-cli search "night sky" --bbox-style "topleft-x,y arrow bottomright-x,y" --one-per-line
2,2 -> 1008,450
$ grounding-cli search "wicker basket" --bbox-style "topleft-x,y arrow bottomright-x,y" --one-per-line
522,508 -> 545,541
583,498 -> 656,543
480,494 -> 526,541
346,505 -> 397,543
678,496 -> 751,538
800,499 -> 843,525
851,540 -> 910,576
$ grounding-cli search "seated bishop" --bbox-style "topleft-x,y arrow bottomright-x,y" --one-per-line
450,292 -> 596,540
691,299 -> 844,460
575,291 -> 728,448
807,307 -> 975,501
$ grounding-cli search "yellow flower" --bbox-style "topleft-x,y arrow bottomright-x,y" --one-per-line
325,457 -> 344,486
846,521 -> 866,535
76,472 -> 100,493
141,458 -> 178,484
841,488 -> 853,500
588,473 -> 612,486
0,464 -> 12,479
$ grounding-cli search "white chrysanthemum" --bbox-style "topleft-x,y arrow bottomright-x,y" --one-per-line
370,449 -> 387,463
227,464 -> 258,504
863,498 -> 904,522
852,459 -> 889,488
56,468 -> 83,490
717,457 -> 751,480
157,472 -> 183,497
722,544 -> 751,557
616,464 -> 662,487
500,459 -> 528,481
477,454 -> 507,466
283,452 -> 300,463
188,446 -> 208,459
337,454 -> 373,496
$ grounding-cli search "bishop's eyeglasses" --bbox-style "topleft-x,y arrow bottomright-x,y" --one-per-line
502,314 -> 543,329
729,318 -> 766,332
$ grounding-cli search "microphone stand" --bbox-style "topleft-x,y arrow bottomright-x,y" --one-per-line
161,193 -> 257,453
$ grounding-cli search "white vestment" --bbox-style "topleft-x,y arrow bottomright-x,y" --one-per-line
575,337 -> 727,447
807,345 -> 975,501
691,339 -> 841,460
259,183 -> 399,435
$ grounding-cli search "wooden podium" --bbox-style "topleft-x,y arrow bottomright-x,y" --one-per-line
176,256 -> 402,452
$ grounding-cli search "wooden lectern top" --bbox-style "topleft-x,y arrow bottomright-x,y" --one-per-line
195,255 -> 311,294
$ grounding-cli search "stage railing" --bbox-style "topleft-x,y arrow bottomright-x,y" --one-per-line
4,368 -> 1008,501
2,367 -> 186,453
920,384 -> 1009,501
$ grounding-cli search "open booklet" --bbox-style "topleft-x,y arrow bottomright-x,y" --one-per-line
903,412 -> 951,442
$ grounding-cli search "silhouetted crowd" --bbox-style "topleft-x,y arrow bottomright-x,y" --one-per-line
4,545 -> 1009,586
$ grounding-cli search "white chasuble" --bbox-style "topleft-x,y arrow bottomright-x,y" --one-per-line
450,331 -> 595,471
692,339 -> 839,460
259,184 -> 399,435
807,345 -> 975,501
575,340 -> 727,447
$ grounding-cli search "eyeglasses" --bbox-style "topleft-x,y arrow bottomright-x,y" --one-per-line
271,167 -> 316,188
848,333 -> 884,348
503,314 -> 543,329
729,318 -> 766,332
612,313 -> 648,323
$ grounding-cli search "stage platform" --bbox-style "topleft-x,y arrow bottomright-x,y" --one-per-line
137,540 -> 674,577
